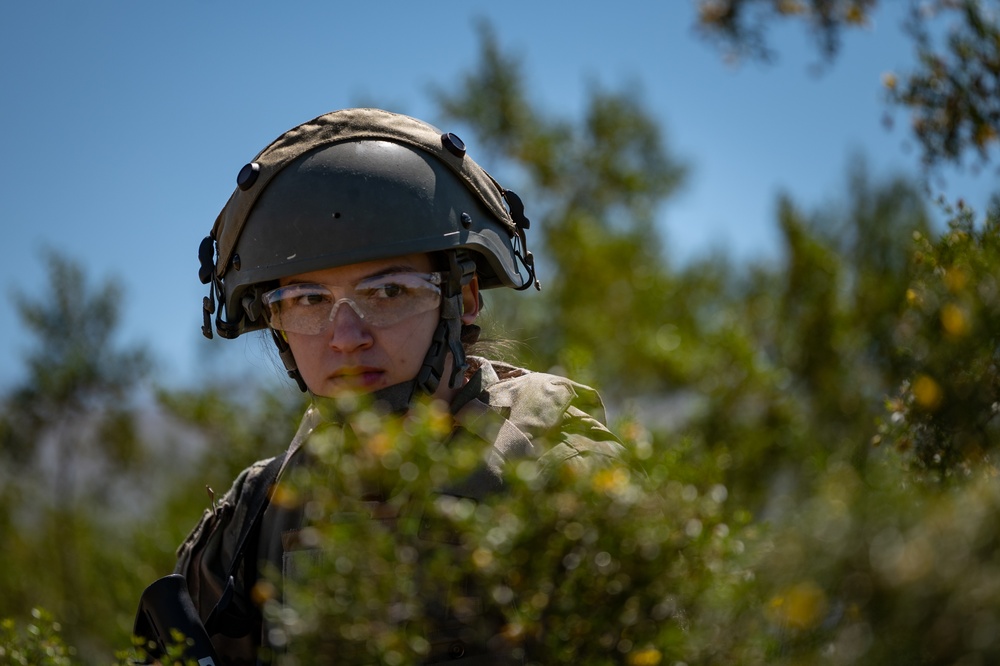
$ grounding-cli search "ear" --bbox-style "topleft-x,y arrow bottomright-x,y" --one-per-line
460,274 -> 481,325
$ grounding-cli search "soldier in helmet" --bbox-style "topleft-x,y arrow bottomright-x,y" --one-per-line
163,108 -> 624,664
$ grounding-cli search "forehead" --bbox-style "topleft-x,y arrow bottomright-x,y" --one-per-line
278,252 -> 435,285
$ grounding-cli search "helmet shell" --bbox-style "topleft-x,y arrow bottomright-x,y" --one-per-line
209,108 -> 528,336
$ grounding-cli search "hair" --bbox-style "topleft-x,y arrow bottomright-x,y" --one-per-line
460,298 -> 525,366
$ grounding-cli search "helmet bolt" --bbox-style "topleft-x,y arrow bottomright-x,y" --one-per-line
237,162 -> 260,190
232,253 -> 241,271
441,132 -> 466,158
460,212 -> 473,228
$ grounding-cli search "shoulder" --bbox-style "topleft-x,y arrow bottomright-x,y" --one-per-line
477,358 -> 605,423
174,455 -> 281,577
204,455 -> 283,530
473,358 -> 625,468
227,455 -> 283,507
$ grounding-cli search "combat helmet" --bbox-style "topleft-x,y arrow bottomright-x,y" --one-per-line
198,108 -> 539,397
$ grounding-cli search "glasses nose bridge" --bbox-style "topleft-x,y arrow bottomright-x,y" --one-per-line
327,296 -> 366,324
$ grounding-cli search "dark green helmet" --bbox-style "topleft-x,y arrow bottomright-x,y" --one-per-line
199,108 -> 538,340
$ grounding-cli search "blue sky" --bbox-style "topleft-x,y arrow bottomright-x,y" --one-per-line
1,1 -> 995,391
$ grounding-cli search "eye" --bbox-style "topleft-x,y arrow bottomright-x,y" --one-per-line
376,282 -> 404,299
297,292 -> 330,306
267,285 -> 332,309
355,273 -> 441,306
358,276 -> 413,300
356,282 -> 407,303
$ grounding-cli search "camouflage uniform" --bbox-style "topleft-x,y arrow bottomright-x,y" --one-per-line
175,357 -> 624,664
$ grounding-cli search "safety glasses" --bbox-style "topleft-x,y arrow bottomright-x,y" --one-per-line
262,272 -> 443,335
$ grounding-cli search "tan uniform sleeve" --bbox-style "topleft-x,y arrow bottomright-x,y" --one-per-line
536,377 -> 625,472
486,369 -> 626,472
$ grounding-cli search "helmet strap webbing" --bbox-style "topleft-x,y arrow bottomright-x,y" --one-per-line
270,329 -> 308,392
414,250 -> 476,395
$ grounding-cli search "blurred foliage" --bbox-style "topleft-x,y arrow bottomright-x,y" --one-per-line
154,380 -> 307,494
696,0 -> 877,62
262,397 -> 757,665
434,22 -> 689,398
0,250 -> 154,661
0,609 -> 77,666
436,26 -> 933,515
695,0 -> 1000,170
724,454 -> 1000,664
3,16 -> 1000,666
1,249 -> 150,489
0,253 -> 304,662
891,1 -> 1000,169
880,196 -> 1000,476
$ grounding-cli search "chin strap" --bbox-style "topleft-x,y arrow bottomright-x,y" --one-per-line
414,250 -> 476,395
269,328 -> 308,392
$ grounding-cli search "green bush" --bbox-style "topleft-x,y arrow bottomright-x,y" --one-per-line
0,609 -> 76,666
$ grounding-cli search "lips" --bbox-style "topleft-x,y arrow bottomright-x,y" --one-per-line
329,367 -> 385,389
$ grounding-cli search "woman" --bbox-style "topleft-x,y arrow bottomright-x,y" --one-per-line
157,108 -> 623,664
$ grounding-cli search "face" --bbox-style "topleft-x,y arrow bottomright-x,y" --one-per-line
275,253 -> 479,400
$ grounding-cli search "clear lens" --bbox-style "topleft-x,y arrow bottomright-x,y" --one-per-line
262,272 -> 442,334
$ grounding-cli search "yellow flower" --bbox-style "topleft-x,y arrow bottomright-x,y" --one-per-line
769,581 -> 828,630
943,266 -> 968,293
913,374 -> 943,411
472,547 -> 494,569
941,303 -> 969,337
628,647 -> 663,666
593,467 -> 630,493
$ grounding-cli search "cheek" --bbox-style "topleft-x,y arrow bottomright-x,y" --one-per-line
285,333 -> 314,359
285,334 -> 325,374
388,314 -> 439,365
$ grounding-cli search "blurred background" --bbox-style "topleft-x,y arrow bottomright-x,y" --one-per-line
2,0 -> 993,392
3,1 -> 1000,663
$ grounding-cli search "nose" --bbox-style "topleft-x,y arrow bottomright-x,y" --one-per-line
326,299 -> 373,352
